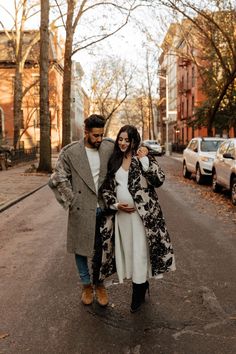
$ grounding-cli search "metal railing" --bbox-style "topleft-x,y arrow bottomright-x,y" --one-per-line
11,148 -> 37,165
172,143 -> 186,153
0,147 -> 37,170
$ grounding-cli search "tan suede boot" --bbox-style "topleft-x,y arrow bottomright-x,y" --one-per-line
95,284 -> 109,307
81,284 -> 94,305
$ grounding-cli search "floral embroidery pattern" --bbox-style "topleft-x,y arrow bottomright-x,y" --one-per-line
102,155 -> 175,277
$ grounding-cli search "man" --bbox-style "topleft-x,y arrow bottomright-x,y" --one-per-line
48,114 -> 114,306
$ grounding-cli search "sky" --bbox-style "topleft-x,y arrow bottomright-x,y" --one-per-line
0,0 -> 171,93
70,3 -> 170,93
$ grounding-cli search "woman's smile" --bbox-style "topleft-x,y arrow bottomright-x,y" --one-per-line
118,132 -> 130,152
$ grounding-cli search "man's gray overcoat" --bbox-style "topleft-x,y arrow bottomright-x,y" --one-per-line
48,139 -> 114,258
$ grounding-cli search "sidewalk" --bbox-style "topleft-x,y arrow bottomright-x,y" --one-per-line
0,156 -> 57,213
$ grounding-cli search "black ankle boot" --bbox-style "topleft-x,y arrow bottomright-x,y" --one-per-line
140,281 -> 150,303
130,282 -> 143,313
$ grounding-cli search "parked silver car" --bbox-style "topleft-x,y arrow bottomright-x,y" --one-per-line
183,137 -> 225,184
212,138 -> 236,205
143,140 -> 163,156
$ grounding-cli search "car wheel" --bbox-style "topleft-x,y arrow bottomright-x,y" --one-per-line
231,177 -> 236,206
196,164 -> 204,184
183,161 -> 191,178
212,170 -> 222,193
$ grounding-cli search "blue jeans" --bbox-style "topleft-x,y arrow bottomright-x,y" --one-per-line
75,254 -> 91,285
75,208 -> 104,285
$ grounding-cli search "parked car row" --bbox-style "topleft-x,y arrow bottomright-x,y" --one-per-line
212,138 -> 236,205
182,137 -> 236,205
142,140 -> 164,156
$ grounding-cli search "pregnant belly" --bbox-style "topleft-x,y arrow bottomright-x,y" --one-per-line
117,187 -> 134,207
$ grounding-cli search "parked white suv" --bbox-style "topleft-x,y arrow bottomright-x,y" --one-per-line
183,137 -> 225,184
212,138 -> 236,205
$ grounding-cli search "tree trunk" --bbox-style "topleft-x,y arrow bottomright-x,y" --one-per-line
37,0 -> 51,173
62,1 -> 75,147
13,68 -> 23,149
62,38 -> 73,147
207,70 -> 236,136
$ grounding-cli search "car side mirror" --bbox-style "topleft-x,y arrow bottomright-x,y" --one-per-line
223,153 -> 235,159
193,148 -> 198,153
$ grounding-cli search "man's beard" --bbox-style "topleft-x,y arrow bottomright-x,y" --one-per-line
87,136 -> 101,149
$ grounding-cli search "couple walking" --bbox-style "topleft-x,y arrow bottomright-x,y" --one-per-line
49,114 -> 175,313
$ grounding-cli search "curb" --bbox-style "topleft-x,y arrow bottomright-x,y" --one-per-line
0,183 -> 48,213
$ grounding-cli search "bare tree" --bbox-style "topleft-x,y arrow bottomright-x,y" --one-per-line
0,0 -> 40,148
90,57 -> 134,134
37,0 -> 51,172
53,0 -> 146,146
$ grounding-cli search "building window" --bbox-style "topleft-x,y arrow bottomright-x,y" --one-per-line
19,141 -> 24,149
192,67 -> 195,87
192,126 -> 194,139
20,110 -> 24,129
35,108 -> 40,128
8,39 -> 14,47
192,95 -> 195,114
34,83 -> 40,95
0,110 -> 2,139
49,110 -> 52,129
57,109 -> 60,129
12,76 -> 15,94
36,140 -> 40,153
32,74 -> 40,95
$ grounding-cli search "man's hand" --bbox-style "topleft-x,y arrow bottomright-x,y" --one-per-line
118,203 -> 136,213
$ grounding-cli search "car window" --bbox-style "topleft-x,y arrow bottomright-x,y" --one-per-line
189,140 -> 198,151
218,141 -> 229,155
227,142 -> 236,158
201,140 -> 223,152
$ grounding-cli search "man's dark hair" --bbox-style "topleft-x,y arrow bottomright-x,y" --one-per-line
84,114 -> 106,131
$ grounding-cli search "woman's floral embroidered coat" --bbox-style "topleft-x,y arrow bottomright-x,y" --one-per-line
101,155 -> 176,277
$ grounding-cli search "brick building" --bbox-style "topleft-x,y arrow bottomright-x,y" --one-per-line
158,17 -> 235,147
0,30 -> 64,151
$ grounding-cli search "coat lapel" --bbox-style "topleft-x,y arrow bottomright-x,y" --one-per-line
98,140 -> 111,189
69,140 -> 96,193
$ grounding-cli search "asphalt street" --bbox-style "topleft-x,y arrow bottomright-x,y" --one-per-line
1,156 -> 236,354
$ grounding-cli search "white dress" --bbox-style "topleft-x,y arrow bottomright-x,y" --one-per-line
115,166 -> 152,284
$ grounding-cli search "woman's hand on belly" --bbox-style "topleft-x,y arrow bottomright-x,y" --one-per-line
118,203 -> 136,213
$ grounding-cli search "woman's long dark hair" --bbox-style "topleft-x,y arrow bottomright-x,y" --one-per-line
107,125 -> 141,177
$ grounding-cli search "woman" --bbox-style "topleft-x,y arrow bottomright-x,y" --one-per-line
101,125 -> 175,313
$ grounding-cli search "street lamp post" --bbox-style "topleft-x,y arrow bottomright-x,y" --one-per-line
158,74 -> 169,156
165,76 -> 169,156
